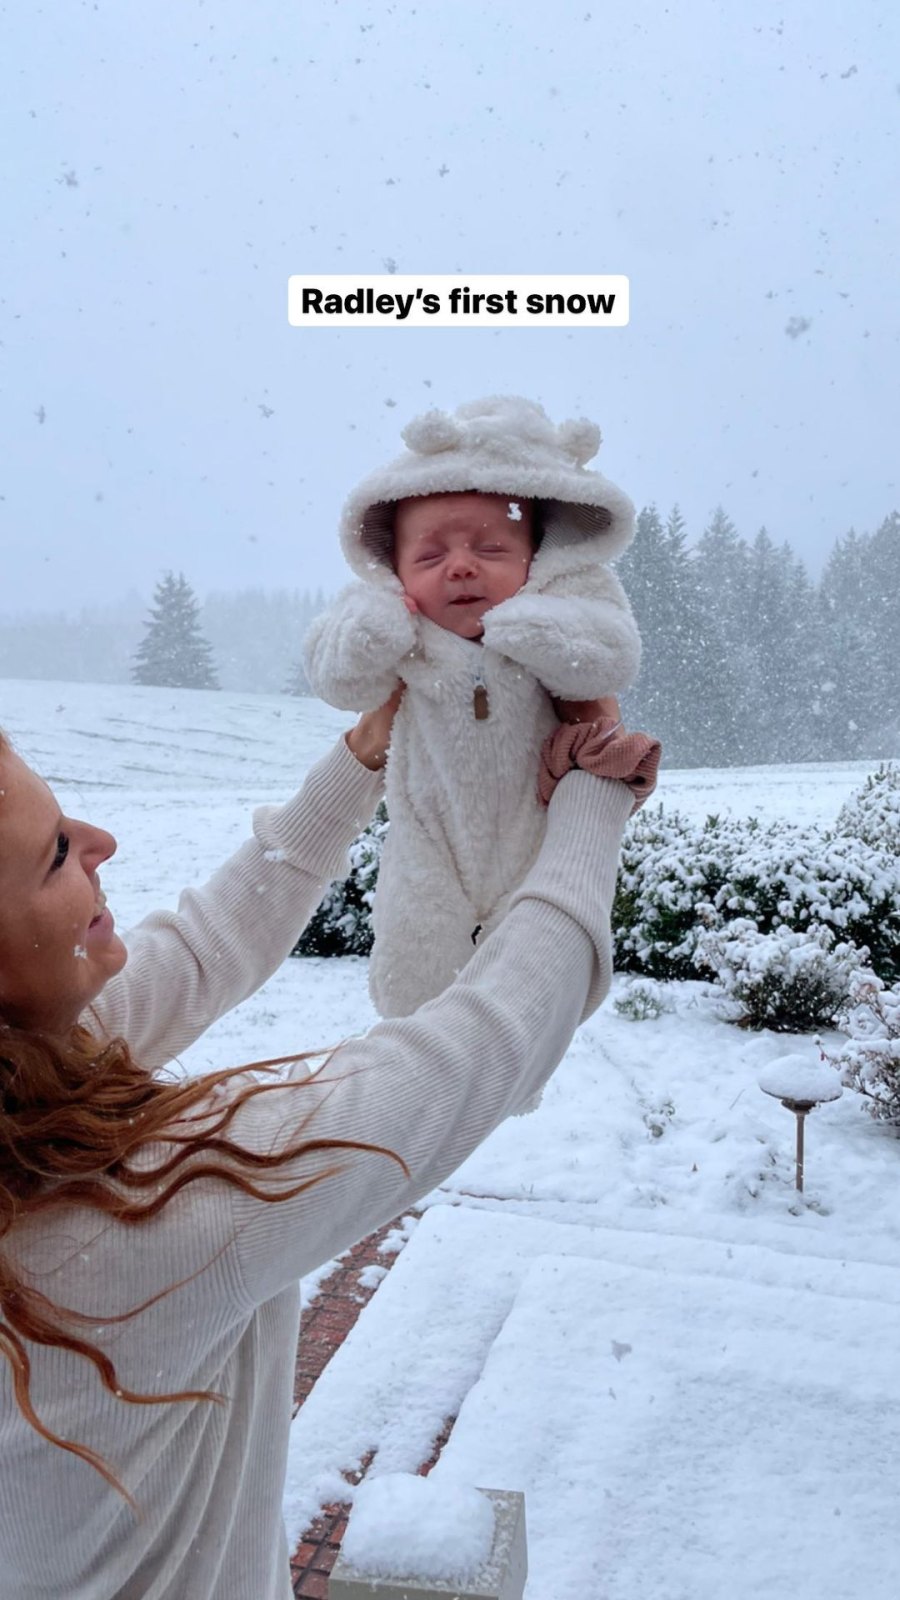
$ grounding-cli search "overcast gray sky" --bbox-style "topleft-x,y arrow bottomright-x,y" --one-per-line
1,0 -> 898,614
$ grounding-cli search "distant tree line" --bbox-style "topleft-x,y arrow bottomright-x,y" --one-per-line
2,507 -> 897,767
0,581 -> 329,697
616,506 -> 900,766
127,571 -> 318,694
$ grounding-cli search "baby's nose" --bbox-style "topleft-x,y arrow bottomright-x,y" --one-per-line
447,548 -> 478,574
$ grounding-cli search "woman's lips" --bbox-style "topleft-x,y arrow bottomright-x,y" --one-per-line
86,906 -> 115,942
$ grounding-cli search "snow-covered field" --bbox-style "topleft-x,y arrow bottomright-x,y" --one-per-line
4,677 -> 899,1599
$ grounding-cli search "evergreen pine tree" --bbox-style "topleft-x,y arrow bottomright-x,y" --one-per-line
617,504 -> 733,766
777,539 -> 820,762
741,530 -> 817,763
691,506 -> 754,763
815,531 -> 875,758
201,587 -> 325,693
283,656 -> 311,697
132,573 -> 219,690
867,512 -> 900,749
694,506 -> 750,629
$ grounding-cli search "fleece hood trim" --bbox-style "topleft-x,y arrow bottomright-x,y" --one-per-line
339,395 -> 636,584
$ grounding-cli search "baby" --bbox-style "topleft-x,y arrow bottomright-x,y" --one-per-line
393,489 -> 534,642
303,395 -> 642,1019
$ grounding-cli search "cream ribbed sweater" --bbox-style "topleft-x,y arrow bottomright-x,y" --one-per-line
0,734 -> 632,1600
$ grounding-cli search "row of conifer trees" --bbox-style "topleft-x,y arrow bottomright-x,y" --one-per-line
127,505 -> 900,768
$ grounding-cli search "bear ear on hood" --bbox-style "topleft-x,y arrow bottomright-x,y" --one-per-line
557,418 -> 602,467
401,410 -> 464,456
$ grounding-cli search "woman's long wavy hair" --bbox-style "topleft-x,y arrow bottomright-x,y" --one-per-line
0,741 -> 406,1509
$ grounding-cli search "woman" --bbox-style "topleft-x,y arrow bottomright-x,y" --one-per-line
0,687 -> 658,1600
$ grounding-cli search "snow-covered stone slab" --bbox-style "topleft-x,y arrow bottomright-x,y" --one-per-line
330,1487 -> 526,1600
432,1252 -> 900,1600
284,1204 -> 900,1548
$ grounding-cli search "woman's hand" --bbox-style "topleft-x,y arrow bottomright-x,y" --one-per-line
550,693 -> 622,729
344,682 -> 406,771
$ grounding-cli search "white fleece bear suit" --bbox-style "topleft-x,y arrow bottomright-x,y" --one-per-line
304,396 -> 641,1020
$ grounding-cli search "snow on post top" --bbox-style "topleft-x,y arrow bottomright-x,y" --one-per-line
341,1473 -> 495,1583
758,1055 -> 843,1105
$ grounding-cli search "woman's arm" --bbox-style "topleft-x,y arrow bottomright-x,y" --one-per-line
226,771 -> 633,1307
88,734 -> 386,1070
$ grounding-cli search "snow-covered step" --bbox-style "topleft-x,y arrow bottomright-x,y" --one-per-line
283,1204 -> 900,1550
431,1251 -> 900,1599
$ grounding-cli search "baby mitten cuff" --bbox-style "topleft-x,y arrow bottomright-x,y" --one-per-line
302,581 -> 417,711
538,718 -> 661,812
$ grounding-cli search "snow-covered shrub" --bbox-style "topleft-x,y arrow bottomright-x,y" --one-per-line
615,804 -> 900,984
293,801 -> 388,957
834,764 -> 900,858
717,827 -> 900,982
613,978 -> 673,1021
294,788 -> 900,984
821,972 -> 900,1128
693,919 -> 867,1032
614,807 -> 740,978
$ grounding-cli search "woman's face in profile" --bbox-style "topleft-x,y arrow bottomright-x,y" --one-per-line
0,745 -> 126,1034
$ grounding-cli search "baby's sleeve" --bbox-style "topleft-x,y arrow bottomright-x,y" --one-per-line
303,582 -> 417,711
480,564 -> 641,698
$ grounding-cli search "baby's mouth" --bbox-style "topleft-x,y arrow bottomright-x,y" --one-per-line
450,595 -> 484,605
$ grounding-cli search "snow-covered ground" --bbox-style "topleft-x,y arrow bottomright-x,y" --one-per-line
4,677 -> 899,1599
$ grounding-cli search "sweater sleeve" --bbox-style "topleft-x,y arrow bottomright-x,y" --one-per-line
88,735 -> 385,1071
227,771 -> 633,1308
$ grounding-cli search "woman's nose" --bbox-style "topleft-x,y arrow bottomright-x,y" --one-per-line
79,824 -> 117,869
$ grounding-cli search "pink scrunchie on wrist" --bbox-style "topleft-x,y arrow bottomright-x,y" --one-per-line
538,717 -> 662,812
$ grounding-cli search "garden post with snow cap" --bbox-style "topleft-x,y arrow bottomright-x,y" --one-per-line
758,1056 -> 843,1193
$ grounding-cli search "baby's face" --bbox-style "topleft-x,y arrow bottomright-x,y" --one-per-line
393,492 -> 534,640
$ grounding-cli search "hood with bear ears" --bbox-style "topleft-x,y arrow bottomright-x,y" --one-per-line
339,395 -> 635,588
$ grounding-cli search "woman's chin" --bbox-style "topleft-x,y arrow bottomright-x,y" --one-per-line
90,932 -> 129,984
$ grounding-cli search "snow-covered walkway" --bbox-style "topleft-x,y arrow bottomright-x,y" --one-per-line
283,983 -> 900,1598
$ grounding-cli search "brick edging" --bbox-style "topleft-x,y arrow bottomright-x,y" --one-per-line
290,1211 -> 456,1597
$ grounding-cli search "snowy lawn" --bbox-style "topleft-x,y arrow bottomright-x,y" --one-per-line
4,678 -> 899,1599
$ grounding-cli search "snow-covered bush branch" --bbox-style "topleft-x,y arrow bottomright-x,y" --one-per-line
693,919 -> 868,1033
821,972 -> 900,1128
834,763 -> 900,859
292,801 -> 388,958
